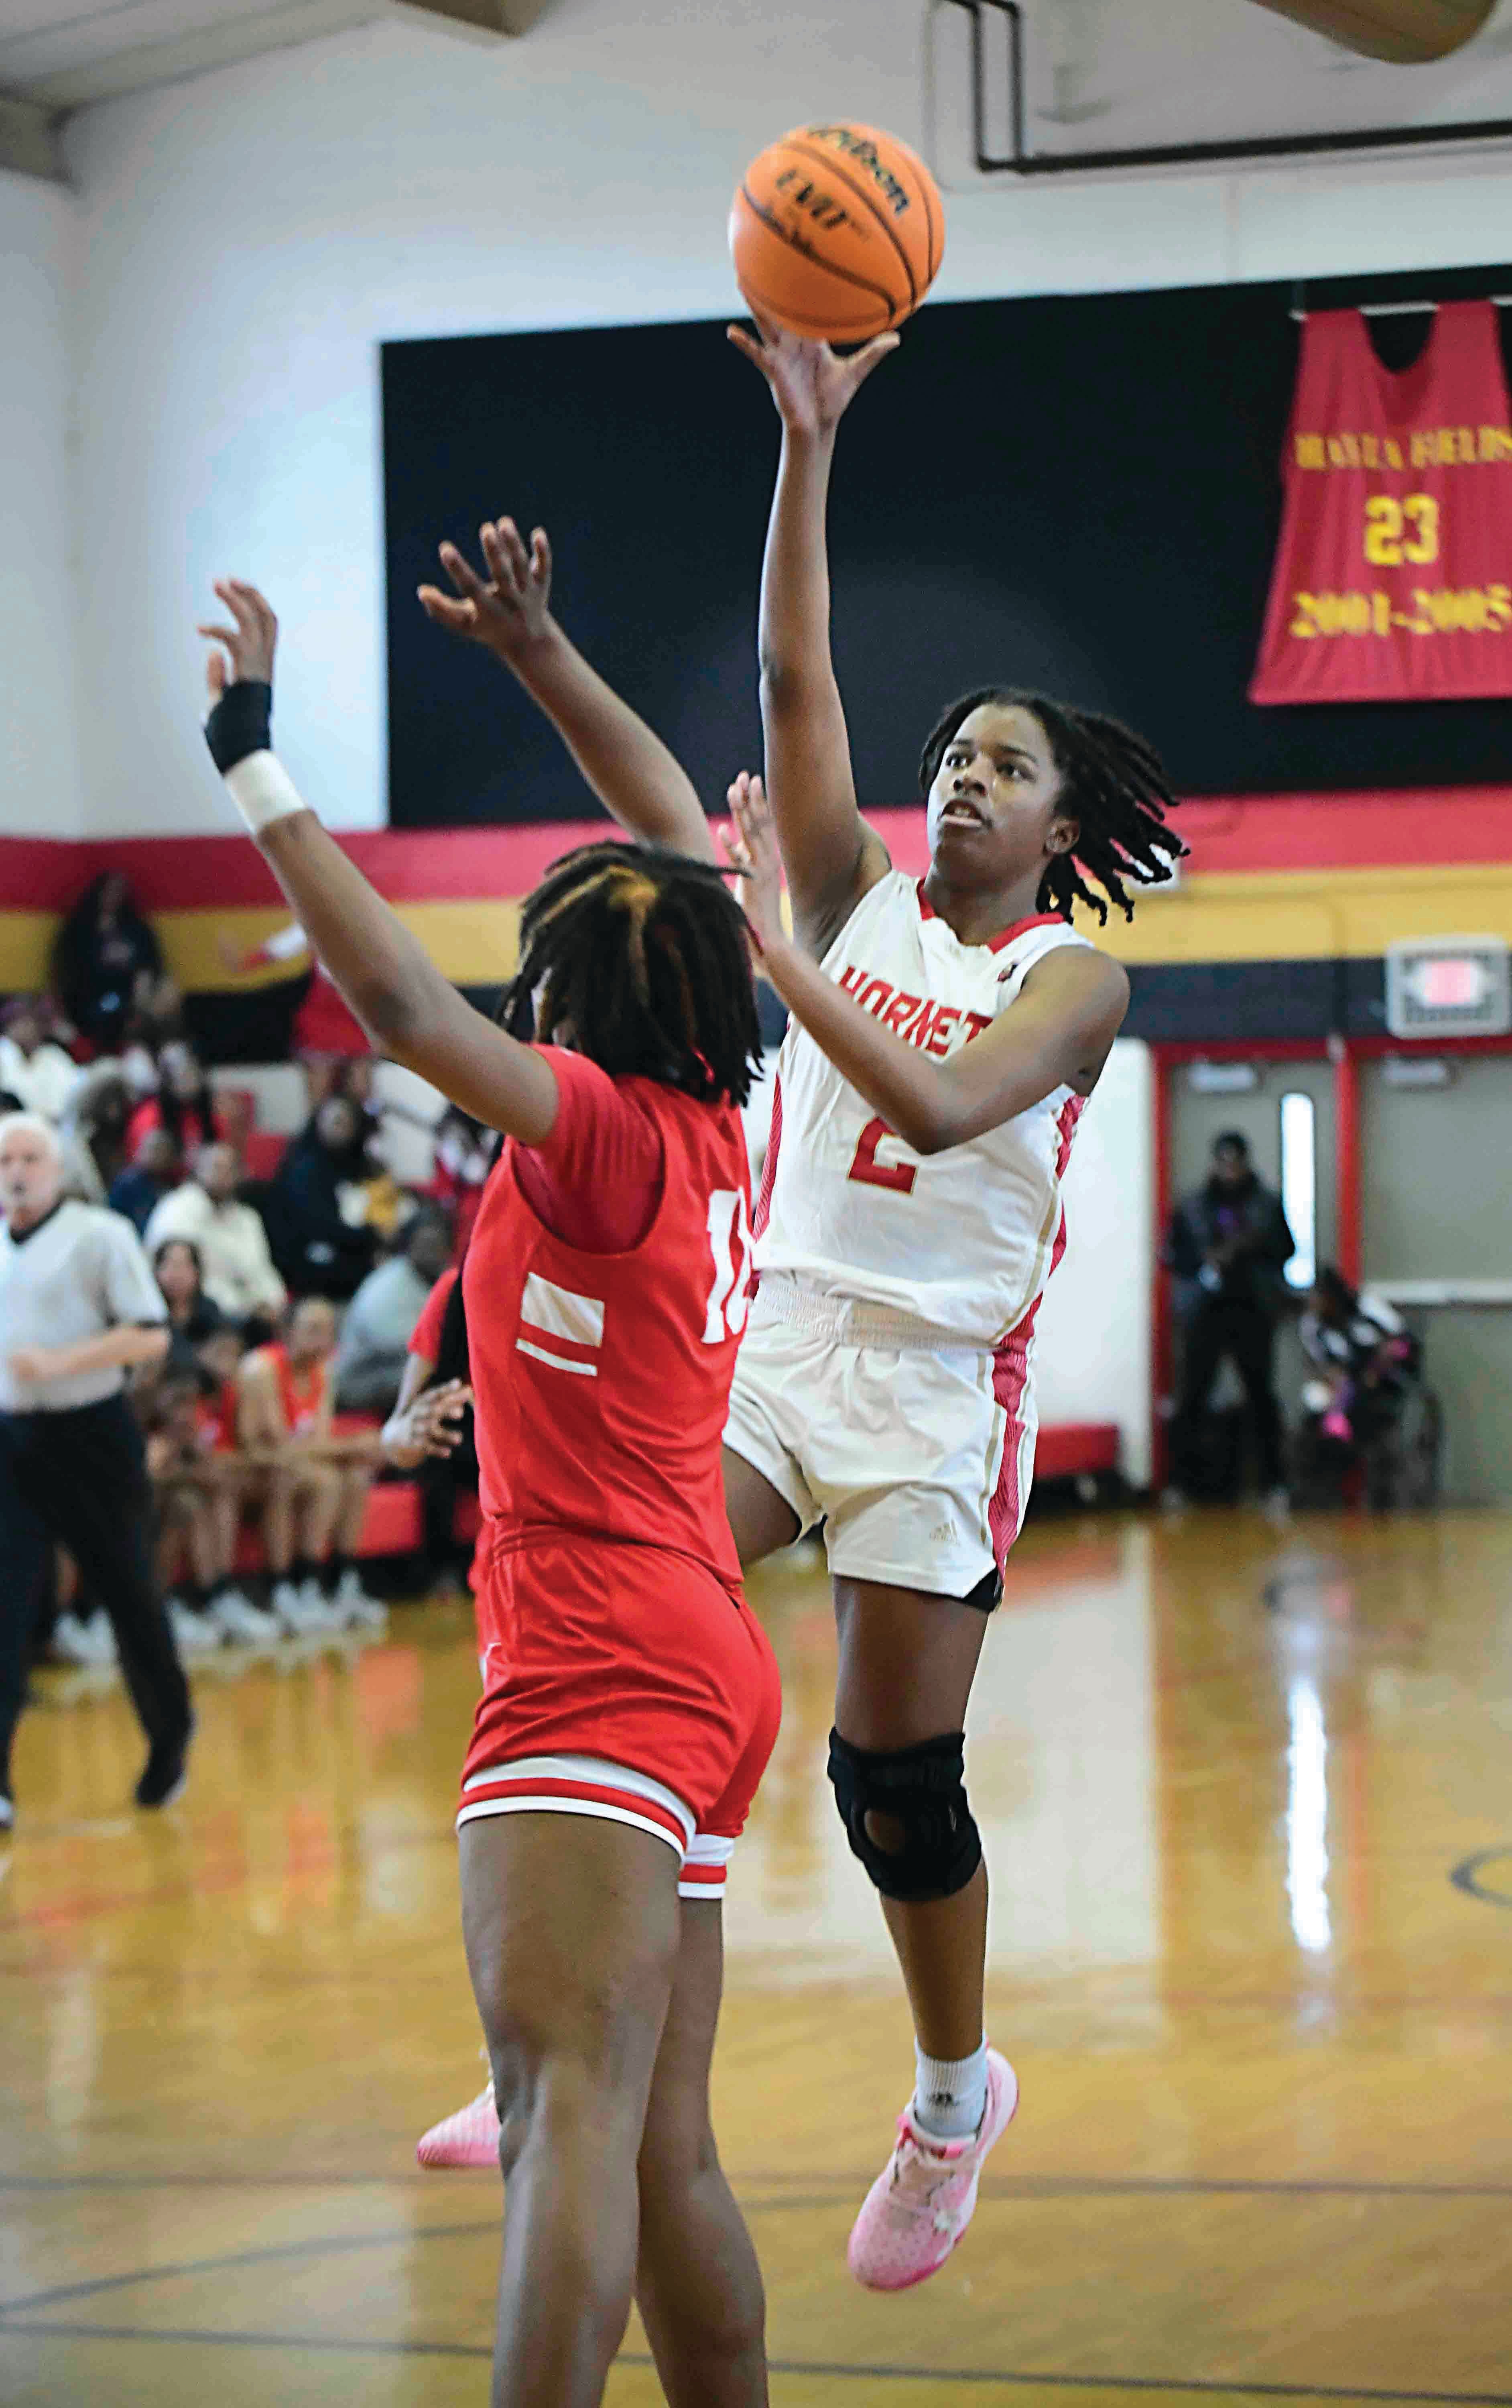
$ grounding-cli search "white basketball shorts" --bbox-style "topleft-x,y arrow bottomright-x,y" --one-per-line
723,1275 -> 1039,1601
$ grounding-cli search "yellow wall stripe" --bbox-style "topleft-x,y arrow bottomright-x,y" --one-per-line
3,863 -> 1510,994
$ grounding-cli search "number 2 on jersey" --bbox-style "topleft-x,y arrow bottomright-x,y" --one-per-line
847,1117 -> 918,1196
703,1188 -> 754,1343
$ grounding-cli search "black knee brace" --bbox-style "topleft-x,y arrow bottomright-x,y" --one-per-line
826,1729 -> 982,1902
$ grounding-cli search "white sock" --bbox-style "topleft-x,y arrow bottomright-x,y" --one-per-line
911,2038 -> 989,2142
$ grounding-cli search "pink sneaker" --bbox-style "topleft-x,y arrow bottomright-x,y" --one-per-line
415,2082 -> 500,2170
847,2047 -> 1018,2291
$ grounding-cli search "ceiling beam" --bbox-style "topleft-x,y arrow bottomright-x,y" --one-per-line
0,92 -> 67,182
1245,0 -> 1496,63
391,0 -> 560,30
17,0 -> 562,110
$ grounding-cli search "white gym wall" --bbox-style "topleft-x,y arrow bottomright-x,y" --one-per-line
5,1 -> 1512,838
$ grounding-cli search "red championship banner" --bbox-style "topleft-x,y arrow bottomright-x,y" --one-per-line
1251,301 -> 1512,705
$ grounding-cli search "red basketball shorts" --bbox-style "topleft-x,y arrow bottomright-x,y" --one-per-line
458,1533 -> 782,1902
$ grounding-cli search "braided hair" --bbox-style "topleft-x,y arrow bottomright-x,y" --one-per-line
919,688 -> 1186,925
499,838 -> 762,1108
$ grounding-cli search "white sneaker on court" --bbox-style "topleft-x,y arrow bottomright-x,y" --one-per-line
272,1579 -> 339,1637
167,1598 -> 223,1656
210,1587 -> 281,1647
52,1610 -> 116,1666
329,1567 -> 387,1632
846,2047 -> 1018,2291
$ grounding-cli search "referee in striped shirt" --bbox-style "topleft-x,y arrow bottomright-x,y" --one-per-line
0,1112 -> 192,1828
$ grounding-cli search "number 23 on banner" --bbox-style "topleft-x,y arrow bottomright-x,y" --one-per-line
1363,492 -> 1441,567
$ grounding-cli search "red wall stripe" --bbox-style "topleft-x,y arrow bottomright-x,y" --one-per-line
3,783 -> 1511,914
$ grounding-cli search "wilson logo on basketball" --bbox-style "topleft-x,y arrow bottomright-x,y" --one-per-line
804,124 -> 911,217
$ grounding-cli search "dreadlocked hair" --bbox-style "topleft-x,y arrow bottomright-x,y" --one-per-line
499,838 -> 763,1108
918,687 -> 1187,925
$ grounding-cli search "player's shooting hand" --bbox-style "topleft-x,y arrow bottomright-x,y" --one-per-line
723,773 -> 786,958
726,315 -> 898,438
199,580 -> 278,702
419,521 -> 554,666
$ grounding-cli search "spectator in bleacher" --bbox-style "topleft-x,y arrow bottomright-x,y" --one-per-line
58,1065 -> 134,1203
382,1262 -> 476,1599
144,1142 -> 287,1333
108,1127 -> 179,1237
125,1040 -> 219,1172
429,1104 -> 499,1256
143,1364 -> 245,1655
334,1206 -> 453,1416
51,870 -> 164,1055
152,1237 -> 226,1354
0,999 -> 79,1123
236,1296 -> 384,1634
265,1093 -> 379,1301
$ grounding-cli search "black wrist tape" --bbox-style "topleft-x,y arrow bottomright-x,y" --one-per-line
205,680 -> 273,775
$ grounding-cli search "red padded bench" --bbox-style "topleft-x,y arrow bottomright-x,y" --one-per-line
1033,1422 -> 1120,1482
230,1411 -> 476,1572
231,1429 -> 1119,1576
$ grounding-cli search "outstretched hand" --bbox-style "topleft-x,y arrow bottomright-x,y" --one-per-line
727,313 -> 899,439
722,772 -> 787,957
385,1377 -> 473,1470
418,519 -> 553,666
199,579 -> 277,702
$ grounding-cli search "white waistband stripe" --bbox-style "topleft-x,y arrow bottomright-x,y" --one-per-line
456,1796 -> 687,1855
463,1753 -> 696,1846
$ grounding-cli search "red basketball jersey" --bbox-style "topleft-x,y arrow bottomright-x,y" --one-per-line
463,1053 -> 753,1588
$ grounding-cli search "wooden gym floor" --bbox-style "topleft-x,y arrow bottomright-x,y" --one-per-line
3,1507 -> 1511,2406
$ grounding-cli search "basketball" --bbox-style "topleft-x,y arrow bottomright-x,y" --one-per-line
729,122 -> 944,344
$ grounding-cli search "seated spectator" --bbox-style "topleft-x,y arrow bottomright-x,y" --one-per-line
152,1237 -> 226,1354
264,1094 -> 380,1301
143,1365 -> 253,1653
334,1207 -> 453,1416
382,1262 -> 476,1599
51,869 -> 165,1056
1297,1267 -> 1431,1509
57,1066 -> 135,1204
126,1040 -> 219,1173
429,1104 -> 498,1255
0,998 -> 79,1121
144,1142 -> 287,1333
236,1297 -> 384,1634
109,1128 -> 179,1236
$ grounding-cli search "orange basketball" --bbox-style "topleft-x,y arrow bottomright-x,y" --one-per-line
729,122 -> 945,344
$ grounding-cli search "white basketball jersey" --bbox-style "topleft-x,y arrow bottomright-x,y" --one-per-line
754,871 -> 1095,1348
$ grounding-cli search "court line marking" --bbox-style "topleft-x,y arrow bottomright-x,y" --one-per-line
0,2222 -> 500,2318
1450,1848 -> 1512,1909
0,2323 -> 1507,2401
5,2172 -> 1512,2200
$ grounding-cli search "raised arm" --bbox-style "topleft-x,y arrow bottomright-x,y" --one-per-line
727,777 -> 1128,1154
419,519 -> 714,862
198,580 -> 559,1147
727,321 -> 898,954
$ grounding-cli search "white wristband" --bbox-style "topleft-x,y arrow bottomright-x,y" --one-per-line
223,748 -> 312,837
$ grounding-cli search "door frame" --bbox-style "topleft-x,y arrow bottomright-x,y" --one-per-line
1149,1032 -> 1512,1491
